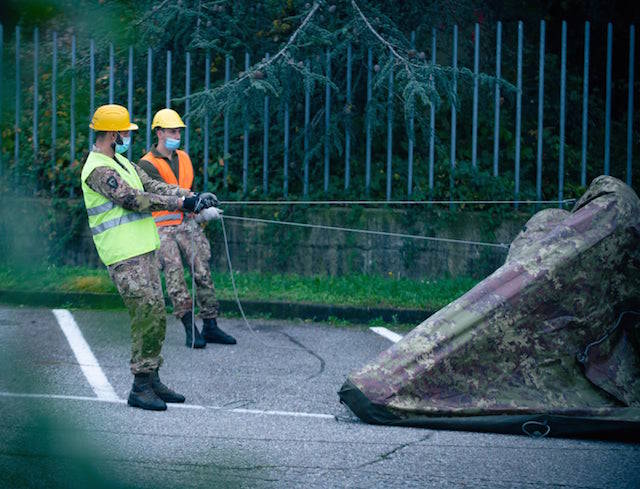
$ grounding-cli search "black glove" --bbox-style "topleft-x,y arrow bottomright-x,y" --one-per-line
182,195 -> 201,213
182,193 -> 218,213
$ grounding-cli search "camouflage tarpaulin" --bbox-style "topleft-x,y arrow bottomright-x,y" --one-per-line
339,176 -> 640,439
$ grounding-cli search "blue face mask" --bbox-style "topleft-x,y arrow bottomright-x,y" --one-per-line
115,135 -> 131,154
165,137 -> 181,150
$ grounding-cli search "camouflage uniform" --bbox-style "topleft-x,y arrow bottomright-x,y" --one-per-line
85,161 -> 190,374
156,220 -> 220,319
139,147 -> 220,320
107,251 -> 166,373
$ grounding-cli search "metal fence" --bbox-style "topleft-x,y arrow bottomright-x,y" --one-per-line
0,20 -> 637,204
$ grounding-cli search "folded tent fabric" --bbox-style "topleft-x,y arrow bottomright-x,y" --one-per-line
339,175 -> 640,439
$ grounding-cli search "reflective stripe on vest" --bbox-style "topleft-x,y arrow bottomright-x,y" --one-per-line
154,213 -> 184,224
91,212 -> 150,235
142,149 -> 194,228
86,201 -> 116,216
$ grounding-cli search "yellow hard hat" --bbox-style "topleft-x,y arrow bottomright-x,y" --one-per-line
89,104 -> 139,131
152,108 -> 186,129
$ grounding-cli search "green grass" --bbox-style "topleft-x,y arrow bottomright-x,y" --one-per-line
0,265 -> 478,311
212,271 -> 478,310
0,265 -> 117,294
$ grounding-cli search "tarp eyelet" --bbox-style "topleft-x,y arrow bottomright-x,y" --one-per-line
522,420 -> 551,438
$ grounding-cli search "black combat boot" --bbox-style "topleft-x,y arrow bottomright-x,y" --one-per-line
127,373 -> 167,411
202,318 -> 237,344
181,311 -> 206,349
150,370 -> 185,403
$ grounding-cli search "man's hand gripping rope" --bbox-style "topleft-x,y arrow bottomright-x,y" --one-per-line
182,192 -> 219,214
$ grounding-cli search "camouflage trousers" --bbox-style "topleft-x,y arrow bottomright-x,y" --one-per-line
157,219 -> 220,319
107,251 -> 166,375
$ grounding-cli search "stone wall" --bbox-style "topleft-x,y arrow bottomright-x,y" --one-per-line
0,198 -> 530,279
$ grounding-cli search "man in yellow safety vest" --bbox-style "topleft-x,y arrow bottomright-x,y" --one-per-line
80,104 -> 216,411
139,108 -> 236,348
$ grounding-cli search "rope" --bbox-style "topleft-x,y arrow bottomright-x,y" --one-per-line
220,199 -> 577,206
189,219 -> 197,349
219,216 -> 303,351
577,311 -> 640,363
188,192 -> 214,348
222,214 -> 510,250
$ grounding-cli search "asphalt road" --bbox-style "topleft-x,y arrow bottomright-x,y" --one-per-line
1,305 -> 638,488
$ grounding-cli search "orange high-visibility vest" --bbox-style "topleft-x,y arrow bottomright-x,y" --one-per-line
142,149 -> 194,227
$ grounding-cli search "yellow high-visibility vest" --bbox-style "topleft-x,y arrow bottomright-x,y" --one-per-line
80,151 -> 160,266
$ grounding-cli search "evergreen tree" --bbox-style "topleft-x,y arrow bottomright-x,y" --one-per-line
131,0 -> 513,198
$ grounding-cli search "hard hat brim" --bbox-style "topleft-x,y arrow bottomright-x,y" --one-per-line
151,123 -> 187,129
89,122 -> 139,131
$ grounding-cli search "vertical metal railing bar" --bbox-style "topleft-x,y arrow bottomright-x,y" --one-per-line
70,34 -> 76,196
471,23 -> 479,170
303,58 -> 310,198
223,54 -> 230,190
263,52 -> 270,195
185,52 -> 191,155
450,25 -> 457,209
283,93 -> 290,198
108,42 -> 114,104
514,21 -> 523,209
627,25 -> 635,187
429,28 -> 436,199
604,22 -> 612,176
242,51 -> 249,196
493,21 -> 501,177
89,39 -> 95,150
536,20 -> 545,203
345,42 -> 352,191
0,23 -> 3,177
324,48 -> 331,194
581,21 -> 590,188
386,49 -> 393,202
365,48 -> 372,197
50,31 -> 57,192
14,26 -> 20,185
204,51 -> 211,192
558,21 -> 567,206
33,27 -> 39,180
407,31 -> 415,197
166,50 -> 171,108
146,47 -> 152,151
127,46 -> 133,162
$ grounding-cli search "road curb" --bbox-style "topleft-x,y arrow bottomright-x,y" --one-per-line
0,289 -> 430,325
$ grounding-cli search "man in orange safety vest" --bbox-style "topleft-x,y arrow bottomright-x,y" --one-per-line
139,108 -> 236,348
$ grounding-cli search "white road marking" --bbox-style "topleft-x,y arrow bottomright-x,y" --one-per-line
369,326 -> 403,343
171,403 -> 206,410
225,408 -> 334,419
52,309 -> 120,402
0,391 -> 123,403
0,391 -> 334,418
